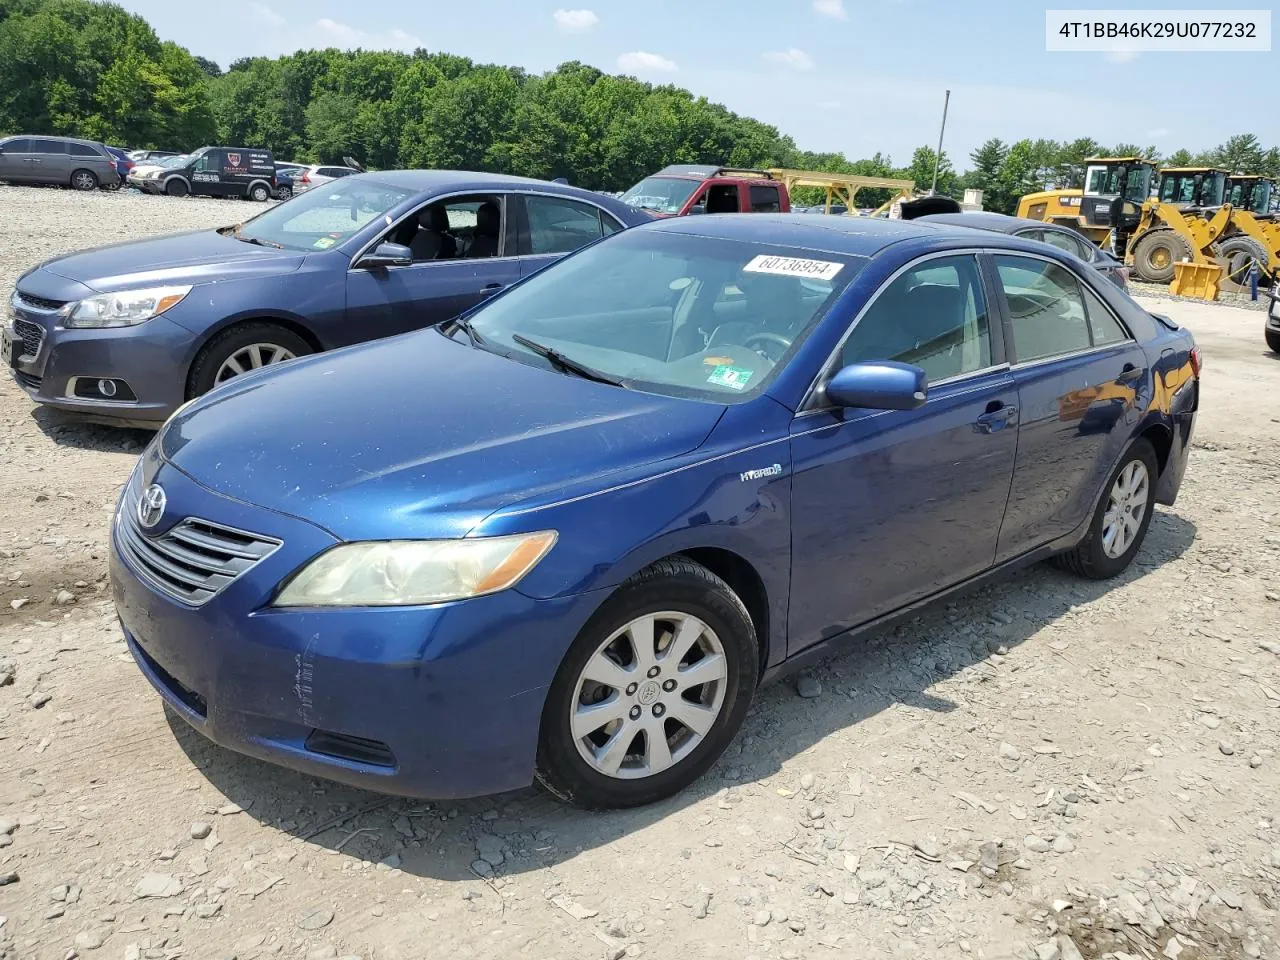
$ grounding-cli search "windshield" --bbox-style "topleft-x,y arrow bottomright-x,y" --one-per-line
1256,180 -> 1275,214
620,177 -> 699,215
235,177 -> 416,251
1084,164 -> 1150,202
159,154 -> 190,168
462,229 -> 864,402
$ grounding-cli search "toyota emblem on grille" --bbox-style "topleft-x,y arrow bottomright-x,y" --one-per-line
137,484 -> 167,529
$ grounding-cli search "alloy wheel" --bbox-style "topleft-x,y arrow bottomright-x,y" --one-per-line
214,343 -> 296,384
570,611 -> 728,780
1101,459 -> 1149,559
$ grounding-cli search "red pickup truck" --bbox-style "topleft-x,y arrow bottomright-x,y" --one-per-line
618,165 -> 791,217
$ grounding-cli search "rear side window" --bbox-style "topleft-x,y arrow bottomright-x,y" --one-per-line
525,195 -> 608,255
749,184 -> 781,212
69,142 -> 103,158
842,254 -> 992,383
1039,228 -> 1093,261
1083,286 -> 1131,346
28,138 -> 66,154
994,255 -> 1091,362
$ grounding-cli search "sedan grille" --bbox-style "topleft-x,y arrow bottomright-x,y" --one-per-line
117,478 -> 281,606
15,291 -> 65,312
13,316 -> 44,360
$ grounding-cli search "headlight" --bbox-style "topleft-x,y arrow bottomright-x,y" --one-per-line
273,532 -> 558,607
60,285 -> 191,328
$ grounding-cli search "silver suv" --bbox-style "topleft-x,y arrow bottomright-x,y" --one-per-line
0,136 -> 117,191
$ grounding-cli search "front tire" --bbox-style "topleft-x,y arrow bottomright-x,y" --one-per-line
165,178 -> 188,198
535,558 -> 758,809
1266,327 -> 1280,354
1131,229 -> 1192,284
1055,438 -> 1158,580
187,322 -> 312,398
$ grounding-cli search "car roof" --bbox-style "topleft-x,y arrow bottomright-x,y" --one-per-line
915,211 -> 1057,234
360,169 -> 647,216
638,212 -> 948,257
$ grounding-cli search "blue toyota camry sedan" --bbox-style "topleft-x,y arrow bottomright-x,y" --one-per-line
4,171 -> 648,426
109,213 -> 1200,809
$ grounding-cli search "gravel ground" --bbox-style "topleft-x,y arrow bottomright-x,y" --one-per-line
1,185 -> 1279,960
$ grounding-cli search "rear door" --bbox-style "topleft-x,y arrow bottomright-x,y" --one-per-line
345,193 -> 520,344
28,138 -> 70,185
991,252 -> 1149,562
516,193 -> 624,278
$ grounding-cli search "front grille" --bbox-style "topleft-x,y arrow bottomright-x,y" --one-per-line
15,291 -> 65,312
116,478 -> 281,606
13,316 -> 44,359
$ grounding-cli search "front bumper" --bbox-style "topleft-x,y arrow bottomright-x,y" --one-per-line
110,458 -> 594,799
1267,293 -> 1280,334
6,296 -> 192,424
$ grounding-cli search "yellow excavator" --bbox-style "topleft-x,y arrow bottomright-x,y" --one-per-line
1016,156 -> 1154,247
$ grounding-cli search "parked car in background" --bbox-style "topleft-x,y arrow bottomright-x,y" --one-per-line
273,168 -> 294,200
916,211 -> 1131,290
105,212 -> 1200,808
129,149 -> 180,163
293,163 -> 361,194
620,165 -> 792,216
0,135 -> 117,191
1266,288 -> 1280,354
134,146 -> 276,200
5,170 -> 650,426
104,146 -> 134,186
127,153 -> 191,188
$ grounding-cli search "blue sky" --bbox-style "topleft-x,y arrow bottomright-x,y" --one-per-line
118,0 -> 1277,168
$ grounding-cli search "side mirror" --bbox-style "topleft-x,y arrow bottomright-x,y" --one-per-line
824,361 -> 927,410
359,241 -> 412,268
685,204 -> 707,215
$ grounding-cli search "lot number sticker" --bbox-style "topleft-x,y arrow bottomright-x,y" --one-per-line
743,255 -> 843,281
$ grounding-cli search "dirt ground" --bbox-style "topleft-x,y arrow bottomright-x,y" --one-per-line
1,187 -> 1278,960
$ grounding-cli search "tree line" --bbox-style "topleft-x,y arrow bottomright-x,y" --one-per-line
2,0 -> 1278,214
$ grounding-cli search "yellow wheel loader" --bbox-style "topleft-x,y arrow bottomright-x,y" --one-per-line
1121,167 -> 1230,283
1016,156 -> 1155,246
1215,175 -> 1278,284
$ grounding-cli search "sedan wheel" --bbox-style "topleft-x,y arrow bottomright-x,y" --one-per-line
214,343 -> 296,385
571,612 -> 728,779
536,558 -> 757,809
1100,460 -> 1149,559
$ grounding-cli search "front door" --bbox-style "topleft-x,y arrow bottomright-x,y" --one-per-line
991,254 -> 1150,561
190,149 -> 228,197
0,139 -> 32,182
787,253 -> 1018,653
345,193 -> 519,344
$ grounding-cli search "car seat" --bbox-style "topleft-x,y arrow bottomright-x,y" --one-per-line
466,202 -> 501,258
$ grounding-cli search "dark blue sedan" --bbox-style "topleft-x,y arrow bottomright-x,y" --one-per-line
4,171 -> 650,425
109,213 -> 1200,808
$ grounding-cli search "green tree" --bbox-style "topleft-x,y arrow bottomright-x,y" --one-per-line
1213,133 -> 1263,172
1166,149 -> 1193,167
903,145 -> 956,197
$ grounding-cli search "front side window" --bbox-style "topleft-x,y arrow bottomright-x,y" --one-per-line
2,138 -> 32,152
233,177 -> 416,251
995,255 -> 1091,362
841,255 -> 992,383
526,195 -> 607,255
386,195 -> 504,262
463,230 -> 864,402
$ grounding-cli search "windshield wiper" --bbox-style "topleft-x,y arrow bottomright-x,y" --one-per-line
443,316 -> 487,347
510,333 -> 627,387
233,233 -> 284,249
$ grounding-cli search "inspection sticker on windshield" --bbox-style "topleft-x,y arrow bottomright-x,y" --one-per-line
312,237 -> 337,249
743,255 -> 843,281
707,364 -> 753,391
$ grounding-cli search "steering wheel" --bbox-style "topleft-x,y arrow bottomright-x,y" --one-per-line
743,331 -> 792,362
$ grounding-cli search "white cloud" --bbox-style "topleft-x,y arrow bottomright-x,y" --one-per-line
1105,49 -> 1140,63
247,1 -> 285,26
553,8 -> 599,32
314,17 -> 422,50
617,51 -> 678,75
813,0 -> 847,20
764,48 -> 814,70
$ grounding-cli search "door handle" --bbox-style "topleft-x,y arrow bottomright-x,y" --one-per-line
974,400 -> 1018,433
1116,363 -> 1143,384
479,283 -> 505,294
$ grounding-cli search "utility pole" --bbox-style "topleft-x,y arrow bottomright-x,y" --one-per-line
931,89 -> 951,196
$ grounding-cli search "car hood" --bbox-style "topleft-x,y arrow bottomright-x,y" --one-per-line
32,230 -> 305,295
160,332 -> 726,541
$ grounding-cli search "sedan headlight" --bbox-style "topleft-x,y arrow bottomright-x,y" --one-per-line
273,532 -> 558,607
60,285 -> 191,328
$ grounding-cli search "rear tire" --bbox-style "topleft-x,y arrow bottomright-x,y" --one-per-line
1131,229 -> 1192,284
70,169 -> 98,191
1266,328 -> 1280,354
165,178 -> 188,198
187,322 -> 312,398
249,183 -> 271,202
535,558 -> 758,809
1054,438 -> 1158,580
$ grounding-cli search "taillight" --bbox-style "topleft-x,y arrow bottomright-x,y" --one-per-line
1189,346 -> 1202,378
300,172 -> 310,183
